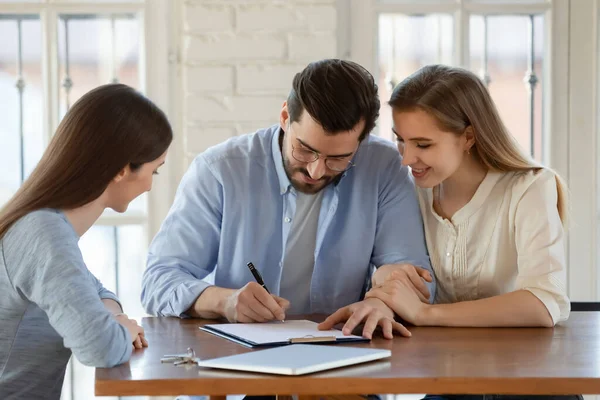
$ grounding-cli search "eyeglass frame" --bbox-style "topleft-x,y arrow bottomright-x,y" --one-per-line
290,142 -> 357,172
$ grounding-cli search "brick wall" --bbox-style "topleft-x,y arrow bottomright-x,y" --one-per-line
181,0 -> 338,163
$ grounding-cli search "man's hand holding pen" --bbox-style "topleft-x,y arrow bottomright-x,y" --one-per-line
223,282 -> 290,323
188,261 -> 290,322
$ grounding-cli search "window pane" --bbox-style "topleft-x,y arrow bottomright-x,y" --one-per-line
57,13 -> 147,213
377,13 -> 454,140
57,14 -> 141,117
0,15 -> 43,206
79,224 -> 147,316
115,225 -> 148,318
79,225 -> 118,292
66,223 -> 147,400
470,14 -> 544,160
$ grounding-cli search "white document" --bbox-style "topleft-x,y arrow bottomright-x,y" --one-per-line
196,343 -> 392,375
200,319 -> 366,347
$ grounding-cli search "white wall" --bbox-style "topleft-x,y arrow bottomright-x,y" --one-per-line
179,0 -> 339,166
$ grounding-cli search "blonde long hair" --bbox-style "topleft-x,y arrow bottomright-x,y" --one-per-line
388,64 -> 569,226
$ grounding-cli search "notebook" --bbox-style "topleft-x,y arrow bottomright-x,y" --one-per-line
199,319 -> 369,348
196,343 -> 392,375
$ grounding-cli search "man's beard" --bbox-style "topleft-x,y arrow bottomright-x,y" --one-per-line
282,154 -> 336,194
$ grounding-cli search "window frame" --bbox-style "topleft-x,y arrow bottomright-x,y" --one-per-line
0,0 -> 180,242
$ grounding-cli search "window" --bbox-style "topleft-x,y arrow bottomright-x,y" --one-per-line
344,0 -> 599,308
0,1 -> 173,399
377,13 -> 454,145
372,1 -> 548,162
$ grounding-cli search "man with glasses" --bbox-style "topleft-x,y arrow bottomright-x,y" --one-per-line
142,59 -> 435,334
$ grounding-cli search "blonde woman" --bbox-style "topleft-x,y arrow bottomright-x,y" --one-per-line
319,64 -> 578,400
322,63 -> 570,329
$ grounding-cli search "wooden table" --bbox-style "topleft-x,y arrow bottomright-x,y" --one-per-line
95,312 -> 600,397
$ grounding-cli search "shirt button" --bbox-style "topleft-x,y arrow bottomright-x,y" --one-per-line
446,252 -> 451,257
284,217 -> 291,223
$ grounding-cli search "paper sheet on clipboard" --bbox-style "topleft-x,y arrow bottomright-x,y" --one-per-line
199,319 -> 368,347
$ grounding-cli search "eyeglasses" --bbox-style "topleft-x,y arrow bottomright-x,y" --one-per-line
291,144 -> 355,172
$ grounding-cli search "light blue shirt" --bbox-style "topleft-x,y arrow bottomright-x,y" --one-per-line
141,124 -> 435,317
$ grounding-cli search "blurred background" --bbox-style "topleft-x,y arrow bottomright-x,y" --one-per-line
0,0 -> 597,399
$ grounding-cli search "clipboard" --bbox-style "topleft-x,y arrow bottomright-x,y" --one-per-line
199,319 -> 369,348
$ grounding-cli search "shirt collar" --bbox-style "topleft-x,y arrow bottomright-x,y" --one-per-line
271,126 -> 292,195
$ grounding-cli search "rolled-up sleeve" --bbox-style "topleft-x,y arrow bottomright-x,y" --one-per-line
515,170 -> 570,325
141,155 -> 224,317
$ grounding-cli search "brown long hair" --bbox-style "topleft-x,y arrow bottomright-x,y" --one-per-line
388,64 -> 569,225
0,83 -> 173,239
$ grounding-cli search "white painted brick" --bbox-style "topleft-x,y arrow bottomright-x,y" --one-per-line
186,66 -> 234,93
183,3 -> 234,33
290,0 -> 335,3
235,121 -> 276,135
236,64 -> 305,93
184,34 -> 286,62
180,0 -> 338,165
288,33 -> 336,60
185,125 -> 236,154
236,4 -> 336,32
188,0 -> 335,4
186,94 -> 285,122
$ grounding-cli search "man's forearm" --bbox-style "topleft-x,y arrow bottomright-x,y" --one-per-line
186,286 -> 235,319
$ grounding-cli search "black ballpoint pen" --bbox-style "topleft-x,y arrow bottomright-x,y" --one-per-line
247,262 -> 285,322
247,262 -> 270,294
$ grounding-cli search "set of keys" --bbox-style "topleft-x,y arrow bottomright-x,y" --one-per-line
161,347 -> 199,366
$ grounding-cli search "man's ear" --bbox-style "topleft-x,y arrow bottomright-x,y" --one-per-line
113,166 -> 128,183
279,101 -> 289,132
